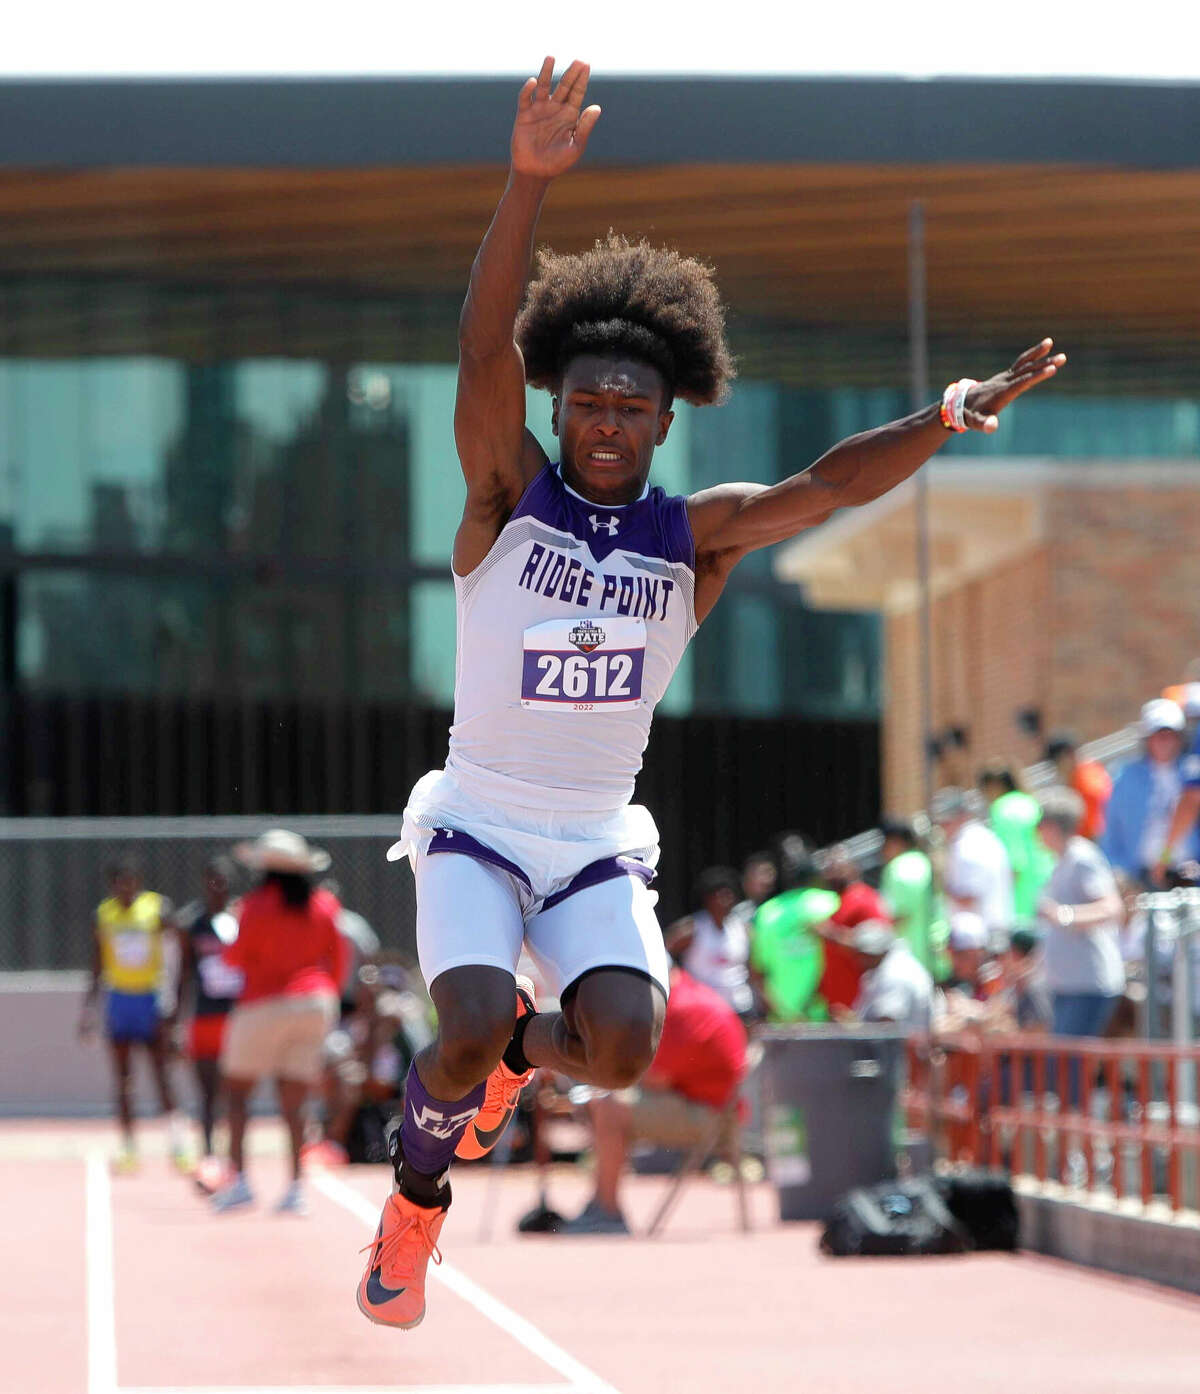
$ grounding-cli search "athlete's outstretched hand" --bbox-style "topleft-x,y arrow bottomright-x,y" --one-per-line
964,338 -> 1067,433
511,57 -> 601,180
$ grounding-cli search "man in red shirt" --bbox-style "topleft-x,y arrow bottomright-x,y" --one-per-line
814,846 -> 892,1014
565,965 -> 747,1234
212,830 -> 349,1215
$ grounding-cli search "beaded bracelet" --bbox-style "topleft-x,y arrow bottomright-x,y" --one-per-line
939,378 -> 978,432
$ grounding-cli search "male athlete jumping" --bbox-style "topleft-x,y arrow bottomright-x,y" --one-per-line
357,58 -> 1065,1328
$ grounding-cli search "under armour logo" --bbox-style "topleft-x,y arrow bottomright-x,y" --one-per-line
589,514 -> 620,536
411,1102 -> 481,1140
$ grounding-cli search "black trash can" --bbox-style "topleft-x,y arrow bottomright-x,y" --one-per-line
759,1025 -> 906,1221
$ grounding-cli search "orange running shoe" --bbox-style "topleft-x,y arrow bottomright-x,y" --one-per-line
356,1187 -> 449,1330
455,976 -> 537,1160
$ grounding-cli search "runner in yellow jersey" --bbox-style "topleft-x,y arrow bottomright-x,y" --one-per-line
78,854 -> 185,1172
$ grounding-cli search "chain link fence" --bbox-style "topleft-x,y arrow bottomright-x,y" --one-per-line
0,815 -> 416,972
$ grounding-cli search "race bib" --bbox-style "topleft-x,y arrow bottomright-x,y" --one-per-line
112,930 -> 153,968
521,615 -> 645,713
198,952 -> 244,1000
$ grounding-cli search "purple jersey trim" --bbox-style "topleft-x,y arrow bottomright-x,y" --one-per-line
541,854 -> 656,914
510,464 -> 561,526
512,464 -> 694,569
426,827 -> 532,891
658,492 -> 695,572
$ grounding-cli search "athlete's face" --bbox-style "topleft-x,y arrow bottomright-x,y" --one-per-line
203,868 -> 230,910
111,870 -> 141,906
553,355 -> 674,506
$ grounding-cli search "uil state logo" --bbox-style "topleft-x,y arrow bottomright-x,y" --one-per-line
569,621 -> 606,653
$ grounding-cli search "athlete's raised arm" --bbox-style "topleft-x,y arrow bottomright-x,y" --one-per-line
453,58 -> 602,575
687,339 -> 1066,616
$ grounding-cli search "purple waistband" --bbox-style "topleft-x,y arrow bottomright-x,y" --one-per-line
541,855 -> 656,914
426,826 -> 654,913
426,827 -> 532,890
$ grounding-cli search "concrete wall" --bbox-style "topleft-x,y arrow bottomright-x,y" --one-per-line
0,973 -> 196,1117
1016,1184 -> 1200,1298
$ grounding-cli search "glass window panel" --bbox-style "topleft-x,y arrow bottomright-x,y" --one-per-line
223,578 -> 351,699
778,610 -> 882,718
3,277 -> 1183,727
941,394 -> 1200,459
344,366 -> 416,565
19,570 -> 211,694
0,357 -> 184,554
723,593 -> 782,715
355,584 -> 410,701
658,634 -> 694,716
18,570 -> 359,701
396,365 -> 462,568
228,360 -> 336,559
410,580 -> 457,706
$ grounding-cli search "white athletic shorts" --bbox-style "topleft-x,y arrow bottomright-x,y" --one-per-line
387,768 -> 671,998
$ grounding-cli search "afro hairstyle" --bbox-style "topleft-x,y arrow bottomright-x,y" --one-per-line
516,232 -> 736,407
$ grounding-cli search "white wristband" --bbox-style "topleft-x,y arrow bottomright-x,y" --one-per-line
940,378 -> 978,433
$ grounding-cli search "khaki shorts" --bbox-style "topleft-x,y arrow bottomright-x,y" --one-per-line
625,1085 -> 733,1152
221,992 -> 338,1085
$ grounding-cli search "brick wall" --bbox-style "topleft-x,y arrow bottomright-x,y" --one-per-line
883,480 -> 1200,813
1047,486 -> 1200,737
884,545 -> 1050,813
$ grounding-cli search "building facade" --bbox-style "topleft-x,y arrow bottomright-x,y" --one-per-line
0,75 -> 1197,897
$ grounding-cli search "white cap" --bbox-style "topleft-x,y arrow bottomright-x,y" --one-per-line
1139,698 -> 1185,737
849,920 -> 896,956
948,910 -> 988,951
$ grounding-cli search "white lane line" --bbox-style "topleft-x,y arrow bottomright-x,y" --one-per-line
311,1171 -> 620,1394
86,1153 -> 118,1394
125,1386 -> 575,1394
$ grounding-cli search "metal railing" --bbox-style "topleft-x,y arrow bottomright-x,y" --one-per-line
1138,889 -> 1200,1045
828,722 -> 1143,873
905,1031 -> 1200,1215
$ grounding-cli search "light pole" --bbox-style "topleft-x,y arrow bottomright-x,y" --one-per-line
908,200 -> 936,813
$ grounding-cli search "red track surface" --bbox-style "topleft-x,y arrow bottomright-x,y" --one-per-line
5,1120 -> 1200,1394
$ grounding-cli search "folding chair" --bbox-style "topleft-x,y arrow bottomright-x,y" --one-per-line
644,1092 -> 750,1237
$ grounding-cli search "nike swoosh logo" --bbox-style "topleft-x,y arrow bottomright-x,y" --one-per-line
363,1223 -> 406,1306
470,1107 -> 516,1152
365,1265 -> 407,1305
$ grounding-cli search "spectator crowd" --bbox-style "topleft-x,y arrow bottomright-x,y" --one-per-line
79,828 -> 434,1206
669,687 -> 1200,1049
79,684 -> 1200,1225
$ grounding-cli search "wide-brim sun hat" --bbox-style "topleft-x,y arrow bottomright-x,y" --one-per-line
232,828 -> 331,875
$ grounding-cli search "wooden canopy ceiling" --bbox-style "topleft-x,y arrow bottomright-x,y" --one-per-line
0,162 -> 1196,381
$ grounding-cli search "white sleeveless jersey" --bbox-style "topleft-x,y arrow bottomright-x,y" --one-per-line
680,909 -> 754,1014
447,464 -> 697,812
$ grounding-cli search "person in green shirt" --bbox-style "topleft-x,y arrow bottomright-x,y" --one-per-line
978,764 -> 1054,921
878,816 -> 948,979
750,835 -> 840,1022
